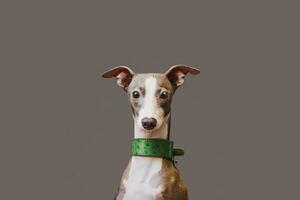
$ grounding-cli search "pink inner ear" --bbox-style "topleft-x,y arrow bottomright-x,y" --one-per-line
176,71 -> 185,86
116,72 -> 127,87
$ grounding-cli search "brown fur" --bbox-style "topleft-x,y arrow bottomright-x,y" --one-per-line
159,159 -> 188,200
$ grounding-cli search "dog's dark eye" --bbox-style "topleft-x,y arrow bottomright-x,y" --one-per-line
132,91 -> 140,98
160,91 -> 168,99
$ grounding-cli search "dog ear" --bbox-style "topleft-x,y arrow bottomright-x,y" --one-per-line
102,66 -> 135,91
165,64 -> 200,87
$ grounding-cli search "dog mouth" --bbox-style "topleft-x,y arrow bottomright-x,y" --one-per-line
140,124 -> 159,132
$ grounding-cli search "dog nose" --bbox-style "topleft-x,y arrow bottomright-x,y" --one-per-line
141,117 -> 157,130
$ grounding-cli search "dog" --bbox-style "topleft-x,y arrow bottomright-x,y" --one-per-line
102,64 -> 200,200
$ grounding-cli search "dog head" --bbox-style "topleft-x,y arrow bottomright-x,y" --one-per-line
102,65 -> 200,137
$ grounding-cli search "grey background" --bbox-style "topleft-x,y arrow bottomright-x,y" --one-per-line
1,1 -> 299,199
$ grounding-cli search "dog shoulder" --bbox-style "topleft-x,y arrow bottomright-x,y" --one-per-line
115,160 -> 132,200
158,159 -> 188,200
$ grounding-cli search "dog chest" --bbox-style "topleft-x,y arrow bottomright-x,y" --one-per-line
122,157 -> 164,200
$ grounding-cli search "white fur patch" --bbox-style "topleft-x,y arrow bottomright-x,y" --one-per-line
141,77 -> 158,118
123,157 -> 163,200
137,77 -> 164,131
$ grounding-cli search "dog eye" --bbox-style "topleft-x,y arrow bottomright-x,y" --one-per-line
160,91 -> 168,99
132,91 -> 140,98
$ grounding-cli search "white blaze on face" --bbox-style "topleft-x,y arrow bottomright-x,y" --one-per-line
137,77 -> 163,131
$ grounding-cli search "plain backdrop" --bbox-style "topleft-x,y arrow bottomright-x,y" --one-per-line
1,1 -> 299,200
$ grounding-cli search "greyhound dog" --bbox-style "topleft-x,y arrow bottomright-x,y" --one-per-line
102,65 -> 200,200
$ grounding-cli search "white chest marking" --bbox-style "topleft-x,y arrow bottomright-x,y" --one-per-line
123,157 -> 163,200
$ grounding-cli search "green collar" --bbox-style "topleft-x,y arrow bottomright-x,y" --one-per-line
131,138 -> 184,160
